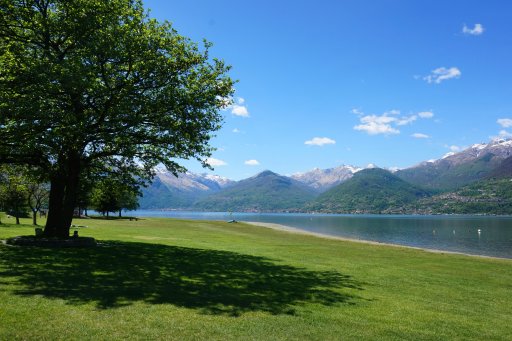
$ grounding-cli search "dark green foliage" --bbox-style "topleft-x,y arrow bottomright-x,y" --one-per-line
411,178 -> 512,215
194,171 -> 317,212
91,178 -> 140,216
308,168 -> 430,214
0,0 -> 234,236
26,181 -> 49,225
0,165 -> 29,224
91,184 -> 120,216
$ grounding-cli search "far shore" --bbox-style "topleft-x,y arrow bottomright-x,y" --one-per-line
243,221 -> 511,261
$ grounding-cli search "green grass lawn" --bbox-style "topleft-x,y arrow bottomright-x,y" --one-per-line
1,216 -> 511,340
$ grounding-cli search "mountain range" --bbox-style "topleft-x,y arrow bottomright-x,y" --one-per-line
307,168 -> 430,214
396,139 -> 512,190
193,171 -> 317,212
290,165 -> 362,192
139,138 -> 512,214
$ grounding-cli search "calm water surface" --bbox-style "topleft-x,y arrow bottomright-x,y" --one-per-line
131,210 -> 512,259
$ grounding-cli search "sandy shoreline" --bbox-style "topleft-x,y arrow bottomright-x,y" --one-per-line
243,221 -> 510,260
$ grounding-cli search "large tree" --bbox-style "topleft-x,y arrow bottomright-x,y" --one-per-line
0,0 -> 234,237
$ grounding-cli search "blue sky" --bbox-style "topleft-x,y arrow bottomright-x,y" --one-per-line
144,0 -> 512,180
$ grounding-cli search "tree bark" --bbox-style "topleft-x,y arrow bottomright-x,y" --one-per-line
32,210 -> 37,225
44,156 -> 81,238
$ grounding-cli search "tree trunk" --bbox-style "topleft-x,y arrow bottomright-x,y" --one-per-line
16,215 -> 20,225
32,210 -> 37,225
119,210 -> 122,217
44,156 -> 81,238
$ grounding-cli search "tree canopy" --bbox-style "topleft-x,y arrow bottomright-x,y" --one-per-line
0,165 -> 29,224
91,178 -> 139,217
0,0 -> 234,237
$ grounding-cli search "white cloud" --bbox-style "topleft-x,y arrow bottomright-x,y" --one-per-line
423,67 -> 461,84
498,130 -> 512,138
387,109 -> 401,116
351,108 -> 364,116
222,95 -> 250,117
353,112 -> 400,135
304,137 -> 336,146
354,121 -> 400,135
396,115 -> 417,126
232,128 -> 241,133
354,109 -> 436,136
444,145 -> 470,158
497,118 -> 512,128
418,111 -> 434,119
231,104 -> 249,117
206,157 -> 227,167
244,159 -> 260,166
463,23 -> 484,36
361,114 -> 396,125
412,133 -> 430,139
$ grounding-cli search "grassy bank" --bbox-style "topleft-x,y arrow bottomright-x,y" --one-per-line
1,216 -> 511,340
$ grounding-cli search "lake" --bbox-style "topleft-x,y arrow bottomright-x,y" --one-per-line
130,210 -> 512,259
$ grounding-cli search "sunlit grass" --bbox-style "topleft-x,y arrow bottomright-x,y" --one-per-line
1,216 -> 511,340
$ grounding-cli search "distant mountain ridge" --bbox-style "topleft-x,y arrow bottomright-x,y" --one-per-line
140,165 -> 364,209
192,170 -> 317,212
139,170 -> 233,209
153,167 -> 234,191
290,165 -> 361,192
307,168 -> 430,214
396,138 -> 512,190
140,138 -> 512,214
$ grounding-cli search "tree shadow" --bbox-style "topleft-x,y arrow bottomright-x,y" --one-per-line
0,241 -> 364,316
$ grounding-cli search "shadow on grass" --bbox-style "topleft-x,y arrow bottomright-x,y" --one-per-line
0,241 -> 364,316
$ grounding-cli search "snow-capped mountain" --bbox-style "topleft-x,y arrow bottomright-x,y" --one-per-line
139,169 -> 234,209
141,138 -> 512,209
291,165 -> 362,192
396,138 -> 512,190
415,138 -> 512,168
202,174 -> 233,188
154,167 -> 233,192
452,138 -> 512,162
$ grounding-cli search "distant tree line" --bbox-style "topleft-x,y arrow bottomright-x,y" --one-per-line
0,165 -> 140,225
